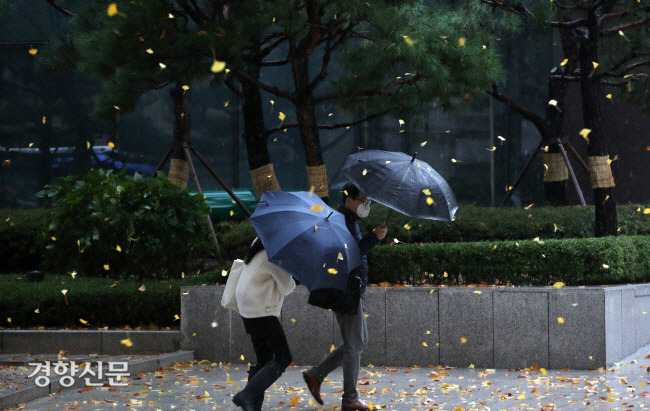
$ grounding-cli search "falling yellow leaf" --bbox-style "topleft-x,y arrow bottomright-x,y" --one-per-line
606,93 -> 612,100
402,35 -> 414,46
291,318 -> 296,323
557,317 -> 565,324
107,142 -> 115,148
181,85 -> 190,91
116,245 -> 121,252
221,269 -> 228,277
362,169 -> 368,175
86,141 -> 91,149
61,289 -> 68,296
2,159 -> 10,167
337,252 -> 344,261
79,318 -> 88,324
211,60 -> 226,73
426,197 -> 434,206
70,271 -> 77,279
7,318 -> 10,323
487,146 -> 496,152
459,37 -> 466,47
169,13 -> 174,18
516,392 -> 526,400
28,48 -> 38,55
121,338 -> 133,347
643,208 -> 650,214
159,62 -> 167,69
603,264 -> 609,269
420,141 -> 427,147
422,188 -> 431,195
107,3 -> 118,16
104,264 -> 110,270
404,223 -> 411,230
548,99 -> 561,111
560,58 -> 568,66
443,271 -> 448,277
460,337 -> 467,344
146,48 -> 154,54
138,284 -> 146,292
278,112 -> 286,122
174,314 -> 180,320
310,205 -> 324,212
328,268 -> 338,274
42,116 -> 46,124
240,354 -> 245,361
553,282 -> 565,288
398,119 -> 405,126
51,236 -> 56,241
330,344 -> 336,352
422,342 -> 428,347
34,308 -> 40,314
451,158 -> 459,163
229,210 -> 235,216
473,291 -> 482,294
592,61 -> 599,69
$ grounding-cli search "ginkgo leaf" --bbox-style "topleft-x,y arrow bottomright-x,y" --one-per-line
443,271 -> 448,277
402,35 -> 414,46
553,282 -> 564,288
398,119 -> 405,126
516,392 -> 525,400
290,397 -> 299,406
291,318 -> 296,323
579,128 -> 591,143
423,188 -> 431,195
221,269 -> 228,277
557,317 -> 565,324
330,344 -> 336,352
28,47 -> 38,55
404,223 -> 411,230
182,85 -> 190,91
61,289 -> 68,295
278,112 -> 286,122
240,354 -> 245,361
229,210 -> 235,216
121,338 -> 133,347
459,37 -> 466,47
107,3 -> 118,16
362,169 -> 368,175
337,252 -> 344,261
487,146 -> 496,151
138,284 -> 146,292
420,141 -> 427,147
426,197 -> 434,206
328,268 -> 338,274
592,61 -> 599,69
311,205 -> 324,212
560,58 -> 568,66
104,264 -> 110,270
108,142 -> 115,148
422,342 -> 428,347
35,308 -> 40,314
451,158 -> 459,163
79,318 -> 88,324
210,60 -> 226,73
460,337 -> 467,344
116,245 -> 121,252
159,62 -> 166,69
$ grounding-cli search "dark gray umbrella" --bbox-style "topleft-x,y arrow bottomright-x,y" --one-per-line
341,150 -> 458,221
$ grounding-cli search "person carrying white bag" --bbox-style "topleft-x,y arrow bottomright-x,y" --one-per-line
221,237 -> 296,411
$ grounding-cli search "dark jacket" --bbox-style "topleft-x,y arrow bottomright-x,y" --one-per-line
338,204 -> 381,294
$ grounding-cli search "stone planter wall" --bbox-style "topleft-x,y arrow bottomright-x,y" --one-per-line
181,284 -> 650,369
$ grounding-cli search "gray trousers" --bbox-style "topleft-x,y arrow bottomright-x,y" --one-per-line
309,296 -> 368,404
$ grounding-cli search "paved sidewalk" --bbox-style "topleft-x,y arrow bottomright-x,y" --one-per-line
16,346 -> 650,410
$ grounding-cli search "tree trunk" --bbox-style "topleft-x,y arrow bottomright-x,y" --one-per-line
168,83 -> 191,189
544,71 -> 569,205
240,54 -> 280,199
579,15 -> 617,237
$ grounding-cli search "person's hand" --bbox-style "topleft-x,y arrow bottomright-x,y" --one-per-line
373,222 -> 387,240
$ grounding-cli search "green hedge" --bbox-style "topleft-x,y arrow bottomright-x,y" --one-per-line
213,203 -> 650,260
0,271 -> 225,328
0,208 -> 49,273
368,235 -> 650,286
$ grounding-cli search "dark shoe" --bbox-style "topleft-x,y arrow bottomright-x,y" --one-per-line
342,399 -> 370,411
232,391 -> 259,411
302,371 -> 323,405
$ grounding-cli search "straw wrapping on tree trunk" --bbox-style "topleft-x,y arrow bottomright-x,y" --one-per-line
588,156 -> 615,188
250,163 -> 280,199
543,152 -> 569,182
307,164 -> 328,199
168,158 -> 190,189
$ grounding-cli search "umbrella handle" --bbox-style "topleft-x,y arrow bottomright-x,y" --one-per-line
384,209 -> 392,227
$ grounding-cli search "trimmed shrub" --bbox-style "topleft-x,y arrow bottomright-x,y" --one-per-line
37,169 -> 214,280
368,235 -> 650,286
0,208 -> 49,273
0,271 -> 224,328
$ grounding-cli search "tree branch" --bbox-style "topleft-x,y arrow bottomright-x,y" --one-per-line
45,0 -> 74,17
227,66 -> 295,102
603,74 -> 649,86
488,84 -> 547,134
600,59 -> 650,78
603,6 -> 650,21
546,18 -> 587,28
261,59 -> 289,66
480,0 -> 533,19
314,75 -> 421,104
263,109 -> 391,138
602,17 -> 650,36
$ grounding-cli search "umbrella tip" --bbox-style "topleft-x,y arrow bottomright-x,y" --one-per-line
411,151 -> 418,162
326,211 -> 333,220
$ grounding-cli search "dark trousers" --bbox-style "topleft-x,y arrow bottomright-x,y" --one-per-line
242,316 -> 292,370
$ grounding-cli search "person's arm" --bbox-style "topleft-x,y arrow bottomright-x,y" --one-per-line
268,263 -> 296,296
359,231 -> 381,254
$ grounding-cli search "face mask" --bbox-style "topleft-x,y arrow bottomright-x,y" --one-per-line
356,201 -> 371,218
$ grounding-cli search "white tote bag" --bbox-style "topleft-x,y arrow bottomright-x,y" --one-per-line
221,259 -> 245,312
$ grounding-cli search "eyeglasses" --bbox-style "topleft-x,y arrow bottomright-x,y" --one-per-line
354,198 -> 371,206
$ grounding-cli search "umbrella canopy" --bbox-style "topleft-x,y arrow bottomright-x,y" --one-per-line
250,191 -> 362,292
341,150 -> 458,221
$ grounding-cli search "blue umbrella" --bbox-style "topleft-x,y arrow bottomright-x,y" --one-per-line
341,150 -> 458,221
250,191 -> 362,292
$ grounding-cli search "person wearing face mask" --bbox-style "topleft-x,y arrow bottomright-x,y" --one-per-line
302,183 -> 387,411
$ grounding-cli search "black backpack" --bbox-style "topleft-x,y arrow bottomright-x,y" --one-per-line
307,267 -> 361,315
